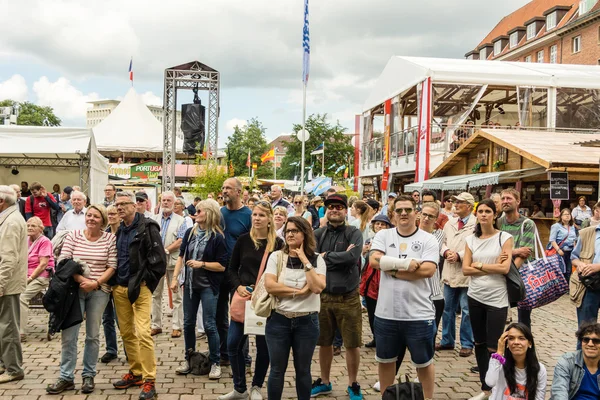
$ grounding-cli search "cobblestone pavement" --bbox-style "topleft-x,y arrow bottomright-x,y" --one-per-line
2,294 -> 580,399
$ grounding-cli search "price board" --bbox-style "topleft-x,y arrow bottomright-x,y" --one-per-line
549,172 -> 569,200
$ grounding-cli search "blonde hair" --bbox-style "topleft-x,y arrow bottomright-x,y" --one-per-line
106,204 -> 118,215
27,216 -> 44,230
273,205 -> 288,218
293,195 -> 306,211
353,200 -> 372,232
194,199 -> 224,237
87,204 -> 109,229
250,201 -> 278,253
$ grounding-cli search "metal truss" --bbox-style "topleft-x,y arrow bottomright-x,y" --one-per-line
162,61 -> 220,190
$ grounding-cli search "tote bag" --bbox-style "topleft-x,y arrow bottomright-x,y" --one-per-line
252,251 -> 286,318
517,224 -> 568,310
230,248 -> 270,323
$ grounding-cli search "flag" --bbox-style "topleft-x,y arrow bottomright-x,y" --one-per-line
313,178 -> 332,196
311,142 -> 324,155
335,165 -> 346,174
260,148 -> 275,163
246,150 -> 251,168
307,168 -> 313,181
305,176 -> 327,193
344,166 -> 349,179
128,59 -> 133,82
415,77 -> 432,182
302,0 -> 310,84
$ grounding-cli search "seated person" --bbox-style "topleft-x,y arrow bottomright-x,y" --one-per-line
530,203 -> 545,218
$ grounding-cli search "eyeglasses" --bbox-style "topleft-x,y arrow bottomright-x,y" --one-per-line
327,204 -> 345,211
294,201 -> 303,205
421,213 -> 437,220
582,337 -> 600,345
136,199 -> 146,203
115,202 -> 134,208
285,229 -> 300,236
394,208 -> 414,214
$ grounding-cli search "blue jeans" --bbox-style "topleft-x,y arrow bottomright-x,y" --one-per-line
102,295 -> 118,356
183,285 -> 220,364
266,312 -> 319,400
60,289 -> 110,381
440,286 -> 474,349
576,289 -> 600,349
227,320 -> 269,393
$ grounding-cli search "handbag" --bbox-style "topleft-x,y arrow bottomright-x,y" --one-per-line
252,251 -> 286,318
499,232 -> 526,307
517,225 -> 569,310
545,226 -> 569,257
230,247 -> 270,323
579,271 -> 600,291
382,374 -> 424,400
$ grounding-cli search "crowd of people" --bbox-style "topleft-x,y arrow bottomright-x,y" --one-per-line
0,179 -> 599,400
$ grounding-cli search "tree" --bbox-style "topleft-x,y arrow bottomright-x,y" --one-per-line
0,100 -> 61,126
279,114 -> 354,181
225,118 -> 273,180
191,157 -> 229,199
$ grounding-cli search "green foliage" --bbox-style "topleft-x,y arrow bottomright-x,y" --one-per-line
225,118 -> 273,180
0,100 -> 61,126
471,162 -> 483,174
191,156 -> 228,198
278,114 -> 354,181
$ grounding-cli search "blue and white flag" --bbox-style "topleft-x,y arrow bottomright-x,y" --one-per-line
335,165 -> 346,174
311,142 -> 324,156
313,178 -> 332,196
302,0 -> 310,84
305,176 -> 327,193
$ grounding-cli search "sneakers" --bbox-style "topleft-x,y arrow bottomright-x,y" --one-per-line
81,377 -> 95,394
113,372 -> 144,389
100,352 -> 118,363
468,392 -> 490,400
373,381 -> 381,392
310,378 -> 332,397
250,386 -> 263,400
365,340 -> 376,348
176,363 -> 191,375
347,382 -> 363,400
0,371 -> 24,384
333,346 -> 342,356
209,364 -> 222,379
139,380 -> 156,400
218,389 -> 249,399
46,378 -> 75,394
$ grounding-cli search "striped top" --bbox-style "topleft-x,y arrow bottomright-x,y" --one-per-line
430,229 -> 445,300
497,215 -> 535,263
60,230 -> 117,293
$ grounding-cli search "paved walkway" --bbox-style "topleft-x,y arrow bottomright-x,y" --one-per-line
3,294 -> 580,399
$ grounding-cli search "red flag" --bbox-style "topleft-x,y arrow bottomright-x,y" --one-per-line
246,150 -> 251,168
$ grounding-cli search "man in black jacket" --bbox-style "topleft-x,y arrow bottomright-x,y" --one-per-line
111,191 -> 166,400
310,194 -> 365,399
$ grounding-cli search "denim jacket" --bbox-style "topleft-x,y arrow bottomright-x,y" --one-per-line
550,350 -> 598,399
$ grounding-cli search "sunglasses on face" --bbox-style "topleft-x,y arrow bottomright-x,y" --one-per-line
421,212 -> 437,220
394,208 -> 413,214
582,337 -> 600,345
294,201 -> 303,205
327,204 -> 345,211
136,199 -> 146,203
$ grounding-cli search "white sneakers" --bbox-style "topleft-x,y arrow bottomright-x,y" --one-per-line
373,381 -> 381,392
209,364 -> 222,380
249,386 -> 263,400
468,392 -> 490,400
218,389 -> 249,400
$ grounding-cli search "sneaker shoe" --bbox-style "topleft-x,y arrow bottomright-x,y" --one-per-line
150,328 -> 162,336
468,392 -> 489,400
218,389 -> 249,400
250,386 -> 263,400
113,371 -> 143,389
100,352 -> 118,363
347,382 -> 363,400
470,366 -> 480,374
46,378 -> 75,394
138,380 -> 156,400
176,363 -> 191,375
365,340 -> 376,348
333,346 -> 342,356
209,364 -> 222,379
373,381 -> 381,392
310,378 -> 332,397
0,371 -> 23,384
81,377 -> 95,394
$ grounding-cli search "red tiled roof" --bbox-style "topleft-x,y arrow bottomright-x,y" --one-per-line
268,134 -> 293,152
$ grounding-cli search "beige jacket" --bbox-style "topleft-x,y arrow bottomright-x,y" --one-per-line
441,214 -> 477,288
0,205 -> 28,296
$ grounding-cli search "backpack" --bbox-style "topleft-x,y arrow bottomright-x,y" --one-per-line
186,348 -> 211,375
308,206 -> 320,230
382,375 -> 424,400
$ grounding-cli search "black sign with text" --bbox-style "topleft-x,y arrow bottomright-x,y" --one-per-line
550,172 -> 569,200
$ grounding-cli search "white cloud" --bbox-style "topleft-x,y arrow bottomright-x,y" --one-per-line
0,75 -> 28,102
32,76 -> 99,121
140,91 -> 162,106
225,118 -> 248,131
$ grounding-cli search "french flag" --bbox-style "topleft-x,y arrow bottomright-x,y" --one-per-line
128,59 -> 133,82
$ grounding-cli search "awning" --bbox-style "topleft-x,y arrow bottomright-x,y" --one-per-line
442,167 -> 545,191
404,175 -> 463,192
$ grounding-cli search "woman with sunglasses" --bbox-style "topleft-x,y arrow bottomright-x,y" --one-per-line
264,217 -> 326,400
220,201 -> 284,400
289,195 -> 312,227
485,322 -> 546,400
273,206 -> 288,240
463,199 -> 514,400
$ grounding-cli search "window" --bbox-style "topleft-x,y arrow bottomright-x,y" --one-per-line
550,45 -> 558,63
580,0 -> 597,15
494,41 -> 502,56
546,12 -> 557,30
537,50 -> 544,62
525,55 -> 532,62
479,48 -> 487,60
527,24 -> 536,40
510,32 -> 519,48
572,35 -> 582,53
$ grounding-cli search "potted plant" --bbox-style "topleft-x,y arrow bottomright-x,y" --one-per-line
492,160 -> 506,171
471,162 -> 483,174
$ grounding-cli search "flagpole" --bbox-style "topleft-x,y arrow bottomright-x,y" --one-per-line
321,142 -> 325,177
301,84 -> 307,196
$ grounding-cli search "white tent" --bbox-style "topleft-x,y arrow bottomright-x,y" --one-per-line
364,56 -> 600,111
93,88 -> 182,155
0,126 -> 108,203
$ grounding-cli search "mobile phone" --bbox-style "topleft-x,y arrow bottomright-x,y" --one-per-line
246,286 -> 254,293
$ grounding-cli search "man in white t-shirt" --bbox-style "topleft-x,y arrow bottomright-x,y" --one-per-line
369,194 -> 439,399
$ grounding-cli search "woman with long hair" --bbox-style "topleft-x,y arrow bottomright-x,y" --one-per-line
463,199 -> 514,400
219,201 -> 284,400
171,199 -> 228,379
47,205 -> 117,395
105,205 -> 120,234
273,206 -> 288,240
350,200 -> 373,242
548,208 -> 577,283
485,323 -> 546,399
264,217 -> 326,400
289,195 -> 312,227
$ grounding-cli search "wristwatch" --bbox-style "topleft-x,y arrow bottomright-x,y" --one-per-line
304,263 -> 314,272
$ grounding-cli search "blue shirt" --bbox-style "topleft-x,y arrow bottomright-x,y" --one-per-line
571,226 -> 600,264
549,223 -> 578,251
160,213 -> 173,244
576,363 -> 600,399
220,206 -> 252,257
116,213 -> 140,286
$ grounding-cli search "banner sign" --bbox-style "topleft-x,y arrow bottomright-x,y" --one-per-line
415,77 -> 432,182
381,99 -> 392,191
108,163 -> 134,179
549,172 -> 569,200
130,161 -> 162,181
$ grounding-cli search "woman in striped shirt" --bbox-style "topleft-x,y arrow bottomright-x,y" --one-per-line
46,204 -> 117,396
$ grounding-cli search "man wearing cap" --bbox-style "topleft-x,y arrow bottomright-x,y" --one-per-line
135,192 -> 154,218
380,192 -> 397,217
57,186 -> 74,223
311,194 -> 365,400
437,192 -> 476,357
366,198 -> 381,217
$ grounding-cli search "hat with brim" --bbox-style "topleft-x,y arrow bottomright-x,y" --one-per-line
371,214 -> 394,228
451,192 -> 475,204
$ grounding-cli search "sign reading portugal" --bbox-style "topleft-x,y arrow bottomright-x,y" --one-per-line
130,161 -> 162,181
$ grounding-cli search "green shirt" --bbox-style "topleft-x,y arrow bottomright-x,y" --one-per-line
497,214 -> 536,262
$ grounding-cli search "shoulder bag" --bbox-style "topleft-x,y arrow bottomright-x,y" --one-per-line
545,226 -> 569,257
230,247 -> 270,323
499,231 -> 526,307
251,251 -> 286,319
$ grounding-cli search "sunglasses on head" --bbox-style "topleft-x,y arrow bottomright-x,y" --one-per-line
582,336 -> 600,345
327,204 -> 345,211
256,201 -> 272,209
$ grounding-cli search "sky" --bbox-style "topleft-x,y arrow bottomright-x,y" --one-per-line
0,0 -> 531,147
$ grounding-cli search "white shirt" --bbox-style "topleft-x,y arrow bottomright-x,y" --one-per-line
56,207 -> 87,232
371,227 -> 439,321
486,358 -> 547,400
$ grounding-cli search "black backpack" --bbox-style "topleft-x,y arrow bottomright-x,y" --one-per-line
186,348 -> 211,375
382,375 -> 424,400
308,206 -> 321,230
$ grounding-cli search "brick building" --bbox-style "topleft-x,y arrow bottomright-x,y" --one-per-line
267,134 -> 293,168
465,0 -> 600,65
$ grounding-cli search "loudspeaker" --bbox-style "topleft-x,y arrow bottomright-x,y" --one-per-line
181,103 -> 206,155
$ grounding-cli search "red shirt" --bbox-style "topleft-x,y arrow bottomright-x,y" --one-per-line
25,194 -> 56,227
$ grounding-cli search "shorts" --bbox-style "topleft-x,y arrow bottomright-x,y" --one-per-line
317,289 -> 362,348
374,316 -> 434,368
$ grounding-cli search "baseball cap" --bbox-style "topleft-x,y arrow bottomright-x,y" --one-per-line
324,194 -> 348,209
63,186 -> 73,195
366,198 -> 380,210
451,192 -> 475,204
135,191 -> 149,201
388,192 -> 397,198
